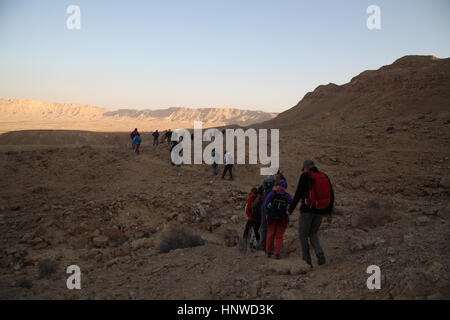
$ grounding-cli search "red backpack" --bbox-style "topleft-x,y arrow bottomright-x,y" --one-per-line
304,171 -> 332,211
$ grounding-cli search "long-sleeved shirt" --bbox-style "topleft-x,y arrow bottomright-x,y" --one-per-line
224,152 -> 234,165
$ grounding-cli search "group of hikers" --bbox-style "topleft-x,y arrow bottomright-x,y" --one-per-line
243,160 -> 334,268
129,128 -> 173,154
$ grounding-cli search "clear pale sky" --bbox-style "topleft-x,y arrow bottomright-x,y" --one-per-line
0,0 -> 449,112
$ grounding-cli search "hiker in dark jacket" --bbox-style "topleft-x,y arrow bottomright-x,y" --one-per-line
289,160 -> 334,267
130,128 -> 140,150
152,130 -> 160,146
264,179 -> 292,259
243,187 -> 262,248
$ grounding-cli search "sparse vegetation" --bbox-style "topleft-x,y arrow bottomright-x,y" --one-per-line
158,227 -> 204,253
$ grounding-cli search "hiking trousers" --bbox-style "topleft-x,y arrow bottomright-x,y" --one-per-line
153,138 -> 159,146
222,164 -> 233,179
132,141 -> 136,150
135,143 -> 140,154
243,220 -> 260,241
299,211 -> 324,264
212,162 -> 218,175
266,223 -> 287,255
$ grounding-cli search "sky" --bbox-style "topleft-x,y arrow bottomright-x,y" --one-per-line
0,0 -> 449,113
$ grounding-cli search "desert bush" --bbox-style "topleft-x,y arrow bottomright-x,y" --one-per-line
158,227 -> 204,253
38,259 -> 58,279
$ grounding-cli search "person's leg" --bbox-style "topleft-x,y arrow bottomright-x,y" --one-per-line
243,220 -> 252,239
266,224 -> 276,255
221,165 -> 229,179
260,208 -> 268,250
299,211 -> 313,265
253,221 -> 261,242
132,141 -> 135,150
229,164 -> 233,179
212,162 -> 217,175
309,214 -> 325,264
274,223 -> 287,256
135,143 -> 140,154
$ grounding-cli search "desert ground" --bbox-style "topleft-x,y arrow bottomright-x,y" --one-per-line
0,108 -> 449,300
0,55 -> 449,300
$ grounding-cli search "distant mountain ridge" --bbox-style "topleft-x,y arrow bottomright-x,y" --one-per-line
0,98 -> 277,132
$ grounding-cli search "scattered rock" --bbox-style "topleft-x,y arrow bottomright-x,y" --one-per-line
93,236 -> 109,248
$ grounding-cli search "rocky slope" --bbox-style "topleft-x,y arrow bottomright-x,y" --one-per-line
261,55 -> 450,128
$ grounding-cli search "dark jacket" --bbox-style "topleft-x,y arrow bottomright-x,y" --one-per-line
289,167 -> 334,214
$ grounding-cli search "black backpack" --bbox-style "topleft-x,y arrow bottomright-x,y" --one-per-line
267,192 -> 288,221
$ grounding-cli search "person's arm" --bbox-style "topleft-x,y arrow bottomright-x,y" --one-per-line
251,195 -> 261,208
246,197 -> 253,218
289,173 -> 310,213
264,192 -> 274,209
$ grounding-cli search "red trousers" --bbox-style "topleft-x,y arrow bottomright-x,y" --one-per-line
266,222 -> 287,255
135,143 -> 140,154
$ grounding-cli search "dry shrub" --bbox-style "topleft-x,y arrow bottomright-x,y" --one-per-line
158,227 -> 204,253
38,259 -> 58,279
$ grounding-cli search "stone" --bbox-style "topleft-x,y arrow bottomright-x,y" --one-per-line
290,262 -> 309,275
439,177 -> 450,189
93,236 -> 109,248
416,216 -> 429,226
230,215 -> 240,223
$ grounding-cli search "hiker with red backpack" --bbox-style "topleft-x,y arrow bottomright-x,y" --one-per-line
243,187 -> 262,248
289,160 -> 334,268
264,179 -> 292,259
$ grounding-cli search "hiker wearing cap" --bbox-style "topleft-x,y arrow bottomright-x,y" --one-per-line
152,130 -> 160,146
130,128 -> 140,150
221,150 -> 234,180
132,134 -> 142,155
289,160 -> 334,267
264,179 -> 292,259
243,187 -> 262,248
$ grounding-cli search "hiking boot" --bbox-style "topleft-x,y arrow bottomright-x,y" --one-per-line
317,254 -> 326,266
274,254 -> 281,260
266,252 -> 272,258
304,258 -> 313,268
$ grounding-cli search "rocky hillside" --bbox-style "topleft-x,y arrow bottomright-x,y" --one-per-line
261,55 -> 450,128
0,98 -> 276,133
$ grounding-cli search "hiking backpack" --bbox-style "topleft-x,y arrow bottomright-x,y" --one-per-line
304,171 -> 332,211
245,194 -> 261,221
267,192 -> 289,221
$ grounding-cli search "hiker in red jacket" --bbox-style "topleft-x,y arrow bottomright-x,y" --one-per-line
264,179 -> 292,259
243,187 -> 262,247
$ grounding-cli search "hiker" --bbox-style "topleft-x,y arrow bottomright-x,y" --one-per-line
264,179 -> 292,259
259,174 -> 276,250
132,134 -> 142,155
165,129 -> 172,146
288,160 -> 334,267
152,130 -> 160,146
211,148 -> 220,176
130,128 -> 140,150
221,150 -> 234,180
243,187 -> 262,248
